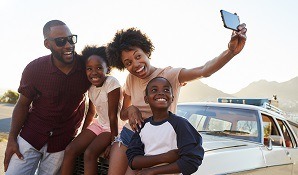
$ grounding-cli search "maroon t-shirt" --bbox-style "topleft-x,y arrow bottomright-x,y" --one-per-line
19,54 -> 90,152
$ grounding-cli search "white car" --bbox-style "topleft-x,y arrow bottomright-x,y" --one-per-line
177,99 -> 298,175
74,98 -> 298,175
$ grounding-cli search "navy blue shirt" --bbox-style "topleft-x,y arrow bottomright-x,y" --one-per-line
126,112 -> 204,175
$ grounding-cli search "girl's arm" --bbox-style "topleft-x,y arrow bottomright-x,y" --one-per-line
82,99 -> 96,130
108,87 -> 121,143
178,23 -> 247,84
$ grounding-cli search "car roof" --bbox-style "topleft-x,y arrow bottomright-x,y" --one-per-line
177,101 -> 288,121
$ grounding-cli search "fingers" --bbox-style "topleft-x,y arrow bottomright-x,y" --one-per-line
129,118 -> 141,132
237,23 -> 246,31
4,147 -> 24,172
4,152 -> 12,172
128,108 -> 143,132
237,23 -> 247,39
15,149 -> 24,160
103,146 -> 111,159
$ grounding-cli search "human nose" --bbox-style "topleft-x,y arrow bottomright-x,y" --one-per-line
132,59 -> 141,67
157,90 -> 165,95
91,69 -> 98,75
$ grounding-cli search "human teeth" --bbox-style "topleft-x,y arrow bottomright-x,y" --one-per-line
92,77 -> 99,80
64,52 -> 72,55
156,98 -> 166,101
136,66 -> 144,73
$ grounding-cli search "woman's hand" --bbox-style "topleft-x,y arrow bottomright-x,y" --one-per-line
126,105 -> 144,132
103,145 -> 112,159
228,23 -> 247,55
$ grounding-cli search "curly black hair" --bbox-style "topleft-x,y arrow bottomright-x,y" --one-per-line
106,27 -> 155,71
81,45 -> 111,74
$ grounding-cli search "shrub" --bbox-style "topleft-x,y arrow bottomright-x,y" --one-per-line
0,90 -> 19,104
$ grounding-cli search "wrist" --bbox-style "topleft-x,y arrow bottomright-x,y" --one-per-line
226,48 -> 237,58
8,133 -> 18,142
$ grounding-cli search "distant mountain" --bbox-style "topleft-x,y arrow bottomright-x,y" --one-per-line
178,76 -> 298,115
179,80 -> 233,102
233,77 -> 298,101
233,76 -> 298,113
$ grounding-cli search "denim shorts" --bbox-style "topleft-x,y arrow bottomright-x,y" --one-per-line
114,126 -> 135,147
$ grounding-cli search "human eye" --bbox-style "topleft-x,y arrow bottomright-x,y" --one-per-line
86,67 -> 92,71
136,54 -> 141,59
56,37 -> 66,43
164,88 -> 170,92
151,88 -> 157,93
97,66 -> 103,70
124,61 -> 132,67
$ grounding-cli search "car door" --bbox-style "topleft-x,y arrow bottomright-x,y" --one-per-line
261,114 -> 292,175
278,119 -> 298,175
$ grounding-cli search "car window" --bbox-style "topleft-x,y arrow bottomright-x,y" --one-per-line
177,105 -> 261,143
262,114 -> 283,146
288,122 -> 298,147
276,119 -> 297,148
208,118 -> 232,131
288,121 -> 298,138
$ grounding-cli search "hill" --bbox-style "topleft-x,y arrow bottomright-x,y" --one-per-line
233,76 -> 298,113
179,76 -> 298,115
178,80 -> 233,102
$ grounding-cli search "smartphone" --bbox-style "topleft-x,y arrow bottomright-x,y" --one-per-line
220,10 -> 240,31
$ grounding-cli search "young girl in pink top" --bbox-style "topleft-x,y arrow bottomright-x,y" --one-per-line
61,46 -> 123,175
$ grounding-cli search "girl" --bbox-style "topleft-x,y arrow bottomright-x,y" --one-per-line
61,46 -> 123,175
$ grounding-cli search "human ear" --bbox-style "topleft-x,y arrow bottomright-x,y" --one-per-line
44,39 -> 50,49
144,96 -> 149,104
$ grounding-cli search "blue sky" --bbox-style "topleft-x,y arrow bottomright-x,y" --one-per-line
0,0 -> 297,94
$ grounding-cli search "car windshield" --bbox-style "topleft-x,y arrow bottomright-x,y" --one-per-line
177,104 -> 261,143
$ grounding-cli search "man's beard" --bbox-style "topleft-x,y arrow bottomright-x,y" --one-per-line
51,48 -> 74,65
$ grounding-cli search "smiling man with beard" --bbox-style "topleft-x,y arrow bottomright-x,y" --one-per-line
4,20 -> 91,175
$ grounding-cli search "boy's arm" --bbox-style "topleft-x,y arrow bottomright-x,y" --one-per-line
130,149 -> 180,170
82,99 -> 96,130
178,23 -> 247,84
175,119 -> 204,175
137,162 -> 181,175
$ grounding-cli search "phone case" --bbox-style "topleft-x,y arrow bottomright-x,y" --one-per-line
220,10 -> 240,31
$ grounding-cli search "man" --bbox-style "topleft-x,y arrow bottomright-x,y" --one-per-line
4,20 -> 90,175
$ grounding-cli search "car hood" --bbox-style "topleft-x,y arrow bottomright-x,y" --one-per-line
201,134 -> 256,152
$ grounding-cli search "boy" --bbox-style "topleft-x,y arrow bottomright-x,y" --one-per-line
126,77 -> 204,175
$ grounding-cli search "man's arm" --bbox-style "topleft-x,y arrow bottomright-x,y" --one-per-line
178,23 -> 247,84
4,94 -> 32,171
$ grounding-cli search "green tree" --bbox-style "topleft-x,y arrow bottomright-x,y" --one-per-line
0,90 -> 19,104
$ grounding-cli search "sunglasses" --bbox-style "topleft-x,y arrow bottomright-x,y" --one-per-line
47,35 -> 77,47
